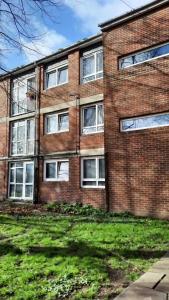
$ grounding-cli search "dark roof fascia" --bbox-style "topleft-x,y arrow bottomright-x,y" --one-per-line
0,34 -> 102,80
99,0 -> 169,31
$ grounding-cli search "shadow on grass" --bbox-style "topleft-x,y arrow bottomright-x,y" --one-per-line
0,239 -> 164,260
28,241 -> 165,260
0,242 -> 23,256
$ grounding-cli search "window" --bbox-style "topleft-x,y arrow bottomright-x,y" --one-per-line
44,160 -> 69,181
121,113 -> 169,132
81,157 -> 105,188
9,162 -> 34,199
82,48 -> 103,83
119,42 -> 169,69
82,103 -> 104,134
12,76 -> 36,116
46,65 -> 68,89
11,119 -> 35,155
45,111 -> 69,134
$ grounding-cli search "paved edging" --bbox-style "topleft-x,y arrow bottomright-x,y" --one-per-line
114,252 -> 169,299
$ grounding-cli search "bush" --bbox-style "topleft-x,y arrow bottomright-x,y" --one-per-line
45,202 -> 133,218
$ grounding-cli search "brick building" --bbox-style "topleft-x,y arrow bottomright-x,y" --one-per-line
0,0 -> 169,218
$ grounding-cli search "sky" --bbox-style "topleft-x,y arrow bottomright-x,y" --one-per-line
3,0 -> 153,71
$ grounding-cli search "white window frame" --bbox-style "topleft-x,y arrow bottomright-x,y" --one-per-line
45,64 -> 68,89
8,161 -> 34,200
45,110 -> 69,134
10,118 -> 35,156
81,102 -> 104,135
120,112 -> 169,132
44,159 -> 69,182
81,156 -> 105,189
119,41 -> 169,70
11,75 -> 36,116
81,48 -> 103,84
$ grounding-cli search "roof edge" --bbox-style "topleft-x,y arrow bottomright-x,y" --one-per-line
99,0 -> 169,30
0,33 -> 102,80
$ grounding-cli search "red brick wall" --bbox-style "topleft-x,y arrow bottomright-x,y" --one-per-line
38,48 -> 105,207
0,80 -> 9,200
103,4 -> 169,218
39,157 -> 106,209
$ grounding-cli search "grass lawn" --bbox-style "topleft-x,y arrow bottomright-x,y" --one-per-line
0,212 -> 169,299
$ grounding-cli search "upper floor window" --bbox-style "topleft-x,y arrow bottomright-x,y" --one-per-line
11,119 -> 35,156
44,160 -> 69,181
82,102 -> 104,134
82,48 -> 103,83
45,110 -> 69,134
119,42 -> 169,69
81,156 -> 105,188
45,62 -> 68,89
12,76 -> 36,116
121,112 -> 169,132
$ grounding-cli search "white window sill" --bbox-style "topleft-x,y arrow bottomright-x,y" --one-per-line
81,76 -> 103,85
82,129 -> 104,135
44,81 -> 68,91
81,185 -> 105,189
45,129 -> 69,135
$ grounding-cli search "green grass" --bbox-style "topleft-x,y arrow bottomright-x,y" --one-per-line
0,213 -> 169,299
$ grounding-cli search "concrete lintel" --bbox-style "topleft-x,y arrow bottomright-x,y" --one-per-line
80,94 -> 103,105
80,148 -> 104,156
9,112 -> 36,122
40,100 -> 76,114
40,94 -> 104,115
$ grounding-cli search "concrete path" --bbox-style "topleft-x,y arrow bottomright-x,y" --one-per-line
114,252 -> 169,299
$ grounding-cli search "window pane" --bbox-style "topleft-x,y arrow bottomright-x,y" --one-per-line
16,163 -> 23,168
58,113 -> 69,131
17,142 -> 24,154
10,169 -> 15,183
83,181 -> 97,186
57,161 -> 68,180
25,185 -> 33,198
98,181 -> 105,186
99,159 -> 105,179
46,162 -> 56,179
98,105 -> 104,125
12,102 -> 18,115
27,119 -> 35,140
9,184 -> 15,197
96,52 -> 103,73
11,143 -> 17,155
27,141 -> 34,154
57,67 -> 68,85
12,127 -> 17,141
16,168 -> 23,183
120,42 -> 169,69
27,77 -> 35,92
83,55 -> 95,77
26,164 -> 33,183
121,113 -> 169,132
15,184 -> 23,197
46,115 -> 57,133
84,106 -> 96,127
17,124 -> 25,141
46,71 -> 56,88
18,83 -> 26,101
83,159 -> 96,179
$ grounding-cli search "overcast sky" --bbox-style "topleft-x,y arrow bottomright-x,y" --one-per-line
5,0 -> 153,71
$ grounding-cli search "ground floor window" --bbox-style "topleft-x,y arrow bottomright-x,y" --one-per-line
44,160 -> 69,181
9,161 -> 34,199
81,156 -> 105,188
